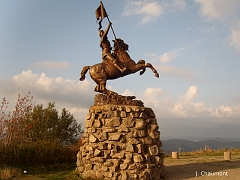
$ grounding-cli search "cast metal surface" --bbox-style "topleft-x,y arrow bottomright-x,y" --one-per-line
79,1 -> 159,95
80,37 -> 159,95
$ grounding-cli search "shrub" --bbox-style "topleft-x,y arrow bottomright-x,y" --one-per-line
0,92 -> 82,166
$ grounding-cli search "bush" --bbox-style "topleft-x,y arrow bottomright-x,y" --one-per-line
0,92 -> 82,166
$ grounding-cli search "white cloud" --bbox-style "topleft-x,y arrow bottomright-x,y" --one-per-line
139,85 -> 240,120
168,86 -> 205,118
144,53 -> 158,57
123,1 -> 163,24
121,89 -> 135,96
173,0 -> 187,11
33,60 -> 72,69
107,86 -> 118,93
180,86 -> 198,103
230,22 -> 240,51
160,52 -> 180,63
140,85 -> 207,118
150,44 -> 190,63
206,26 -> 216,34
190,102 -> 206,113
122,0 -> 187,24
195,0 -> 239,22
69,107 -> 89,124
195,0 -> 240,52
9,70 -> 92,95
143,87 -> 167,97
157,64 -> 193,79
210,105 -> 240,118
0,70 -> 95,124
143,87 -> 169,102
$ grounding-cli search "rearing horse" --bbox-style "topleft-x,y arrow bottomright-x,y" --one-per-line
79,38 -> 159,95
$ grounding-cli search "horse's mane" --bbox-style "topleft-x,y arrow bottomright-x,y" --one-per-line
113,38 -> 129,52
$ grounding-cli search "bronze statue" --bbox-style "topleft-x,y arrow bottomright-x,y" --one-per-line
99,22 -> 126,73
79,1 -> 159,95
80,37 -> 159,95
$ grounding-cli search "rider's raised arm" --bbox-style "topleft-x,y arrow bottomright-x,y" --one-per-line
103,22 -> 112,37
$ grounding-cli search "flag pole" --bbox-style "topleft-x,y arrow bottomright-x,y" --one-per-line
100,1 -> 127,68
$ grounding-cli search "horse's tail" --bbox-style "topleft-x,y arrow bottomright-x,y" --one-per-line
79,66 -> 90,81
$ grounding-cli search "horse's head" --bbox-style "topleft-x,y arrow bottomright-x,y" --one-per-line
113,38 -> 129,52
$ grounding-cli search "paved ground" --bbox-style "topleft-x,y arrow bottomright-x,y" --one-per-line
164,155 -> 240,180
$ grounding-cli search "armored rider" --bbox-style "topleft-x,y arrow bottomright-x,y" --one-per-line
99,22 -> 126,73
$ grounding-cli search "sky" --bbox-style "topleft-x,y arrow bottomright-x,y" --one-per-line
1,0 -> 240,139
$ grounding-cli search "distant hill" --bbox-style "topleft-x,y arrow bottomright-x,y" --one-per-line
162,139 -> 240,152
161,136 -> 240,142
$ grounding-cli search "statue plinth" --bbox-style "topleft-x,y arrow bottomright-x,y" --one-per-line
76,94 -> 165,179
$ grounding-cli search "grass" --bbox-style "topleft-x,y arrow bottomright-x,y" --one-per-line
1,148 -> 240,179
0,163 -> 77,180
0,163 -> 104,180
165,148 -> 240,157
0,167 -> 21,180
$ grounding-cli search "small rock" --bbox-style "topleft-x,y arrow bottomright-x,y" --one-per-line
108,133 -> 121,141
120,163 -> 128,170
125,143 -> 135,152
133,154 -> 144,163
89,134 -> 97,143
105,117 -> 121,127
149,145 -> 159,155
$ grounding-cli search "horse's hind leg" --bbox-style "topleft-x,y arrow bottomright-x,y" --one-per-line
99,81 -> 117,95
79,66 -> 90,81
94,83 -> 101,93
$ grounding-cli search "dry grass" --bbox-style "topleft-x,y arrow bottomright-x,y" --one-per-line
0,167 -> 21,180
182,148 -> 240,156
165,148 -> 240,157
1,149 -> 239,179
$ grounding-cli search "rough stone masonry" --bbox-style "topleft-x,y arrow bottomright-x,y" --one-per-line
76,94 -> 166,180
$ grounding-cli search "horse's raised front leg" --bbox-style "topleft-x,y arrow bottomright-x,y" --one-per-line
138,60 -> 146,75
146,63 -> 159,78
127,59 -> 146,75
127,59 -> 159,78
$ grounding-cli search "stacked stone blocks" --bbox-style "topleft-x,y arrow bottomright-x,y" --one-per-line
76,104 -> 165,179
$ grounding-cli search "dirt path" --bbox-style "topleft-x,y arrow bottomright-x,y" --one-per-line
164,155 -> 240,180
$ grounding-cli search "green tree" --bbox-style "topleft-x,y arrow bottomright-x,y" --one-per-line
30,102 -> 58,142
30,102 -> 81,144
1,93 -> 82,146
58,108 -> 81,144
0,93 -> 82,165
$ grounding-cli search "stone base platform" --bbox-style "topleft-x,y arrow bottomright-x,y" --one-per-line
76,95 -> 165,179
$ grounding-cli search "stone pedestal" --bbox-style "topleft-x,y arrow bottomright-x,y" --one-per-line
76,94 -> 165,180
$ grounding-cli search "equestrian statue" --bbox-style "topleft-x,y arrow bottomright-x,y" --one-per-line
79,1 -> 159,95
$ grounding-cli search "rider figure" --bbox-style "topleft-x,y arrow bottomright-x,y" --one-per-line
99,22 -> 126,73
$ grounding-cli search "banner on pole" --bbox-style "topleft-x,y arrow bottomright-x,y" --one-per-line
95,1 -> 107,30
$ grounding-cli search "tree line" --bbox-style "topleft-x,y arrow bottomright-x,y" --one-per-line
0,92 -> 82,165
